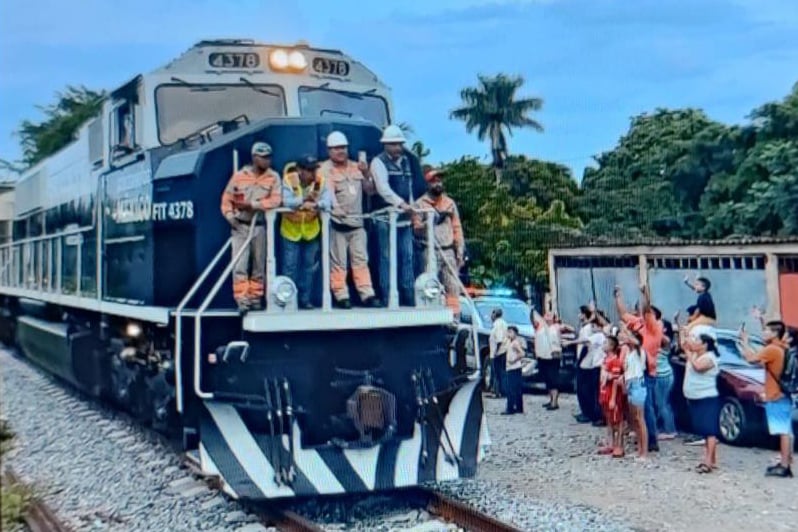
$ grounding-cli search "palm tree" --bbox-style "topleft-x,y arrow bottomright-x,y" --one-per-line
450,74 -> 543,185
411,141 -> 430,162
397,122 -> 415,137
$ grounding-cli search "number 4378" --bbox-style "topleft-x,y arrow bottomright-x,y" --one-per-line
167,201 -> 194,220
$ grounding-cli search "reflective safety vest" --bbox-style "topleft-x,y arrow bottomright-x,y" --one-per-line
280,163 -> 325,242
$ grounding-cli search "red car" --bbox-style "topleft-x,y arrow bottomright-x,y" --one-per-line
669,329 -> 798,446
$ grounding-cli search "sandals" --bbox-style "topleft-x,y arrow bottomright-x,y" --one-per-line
695,463 -> 713,474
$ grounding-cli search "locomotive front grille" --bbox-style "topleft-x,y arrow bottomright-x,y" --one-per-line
346,385 -> 397,443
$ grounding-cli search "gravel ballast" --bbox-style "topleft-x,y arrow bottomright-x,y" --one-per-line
0,348 -> 272,532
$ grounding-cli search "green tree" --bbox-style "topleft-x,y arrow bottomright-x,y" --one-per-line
449,74 -> 544,185
442,156 -> 583,289
579,108 -> 737,240
503,155 -> 581,214
16,85 -> 106,167
700,83 -> 798,237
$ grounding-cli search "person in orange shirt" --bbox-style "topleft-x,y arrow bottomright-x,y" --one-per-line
615,284 -> 664,453
220,141 -> 282,311
412,168 -> 465,318
320,131 -> 379,309
739,320 -> 793,478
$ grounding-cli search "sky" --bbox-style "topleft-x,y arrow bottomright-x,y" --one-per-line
2,0 -> 798,181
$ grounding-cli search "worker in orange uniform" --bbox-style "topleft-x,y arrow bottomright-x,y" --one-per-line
412,168 -> 465,318
320,131 -> 380,309
220,141 -> 282,312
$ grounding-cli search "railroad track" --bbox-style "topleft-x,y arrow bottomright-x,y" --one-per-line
183,453 -> 523,532
3,468 -> 72,532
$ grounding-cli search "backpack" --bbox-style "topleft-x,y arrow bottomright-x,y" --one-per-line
779,346 -> 798,395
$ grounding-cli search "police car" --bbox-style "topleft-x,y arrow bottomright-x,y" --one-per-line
452,288 -> 577,392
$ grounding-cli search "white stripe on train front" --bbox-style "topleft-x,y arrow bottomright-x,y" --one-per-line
200,442 -> 239,499
436,379 -> 479,481
478,412 -> 491,462
394,422 -> 423,487
286,422 -> 346,494
206,402 -> 295,498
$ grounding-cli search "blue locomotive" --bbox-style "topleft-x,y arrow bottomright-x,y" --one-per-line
0,39 -> 488,499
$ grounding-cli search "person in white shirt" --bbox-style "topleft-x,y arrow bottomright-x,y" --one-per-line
532,309 -> 566,411
489,308 -> 509,398
565,308 -> 607,426
503,326 -> 526,415
620,326 -> 649,459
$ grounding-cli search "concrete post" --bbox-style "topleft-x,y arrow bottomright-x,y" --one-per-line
765,253 -> 781,319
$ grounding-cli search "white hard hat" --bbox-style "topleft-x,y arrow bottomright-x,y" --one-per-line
380,124 -> 406,144
327,131 -> 348,148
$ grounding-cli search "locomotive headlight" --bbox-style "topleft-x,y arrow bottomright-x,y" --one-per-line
414,273 -> 444,307
125,322 -> 143,338
269,49 -> 289,70
270,276 -> 298,308
288,50 -> 307,70
423,278 -> 442,300
269,48 -> 307,72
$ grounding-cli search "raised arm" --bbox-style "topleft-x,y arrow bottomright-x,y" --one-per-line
614,285 -> 629,318
640,284 -> 651,314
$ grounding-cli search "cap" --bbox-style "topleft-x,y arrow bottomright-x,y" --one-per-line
297,155 -> 319,170
252,141 -> 272,157
424,168 -> 445,182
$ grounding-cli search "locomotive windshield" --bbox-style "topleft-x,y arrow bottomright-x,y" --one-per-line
298,86 -> 389,126
155,83 -> 286,144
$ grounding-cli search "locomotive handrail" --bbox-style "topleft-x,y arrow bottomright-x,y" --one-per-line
432,230 -> 482,377
0,225 -> 93,294
174,235 -> 233,413
0,224 -> 93,250
194,214 -> 262,401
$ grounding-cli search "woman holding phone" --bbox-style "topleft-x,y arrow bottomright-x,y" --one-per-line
680,325 -> 721,473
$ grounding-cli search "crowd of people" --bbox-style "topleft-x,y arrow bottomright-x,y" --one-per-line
219,126 -> 465,315
486,276 -> 797,478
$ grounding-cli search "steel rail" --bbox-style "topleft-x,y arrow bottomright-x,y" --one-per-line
257,505 -> 327,532
413,486 -> 524,532
4,468 -> 73,532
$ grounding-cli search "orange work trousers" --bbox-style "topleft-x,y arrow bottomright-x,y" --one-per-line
329,227 -> 375,302
231,224 -> 266,305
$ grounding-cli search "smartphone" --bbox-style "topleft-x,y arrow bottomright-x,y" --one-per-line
358,150 -> 367,164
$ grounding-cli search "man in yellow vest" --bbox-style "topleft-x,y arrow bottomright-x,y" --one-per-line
280,155 -> 332,309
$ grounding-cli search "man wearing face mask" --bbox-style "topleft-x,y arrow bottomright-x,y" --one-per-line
412,168 -> 465,318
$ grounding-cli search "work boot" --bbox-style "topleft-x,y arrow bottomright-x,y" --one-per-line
363,296 -> 382,308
